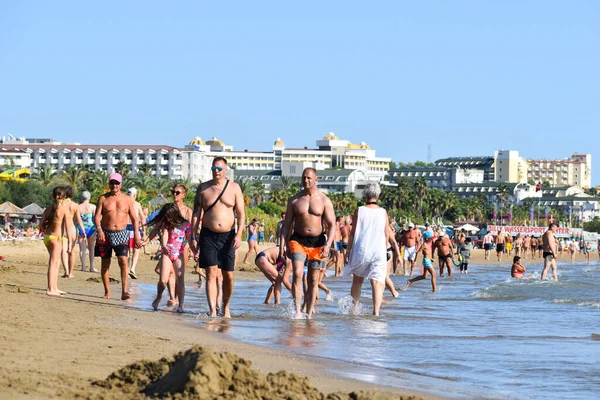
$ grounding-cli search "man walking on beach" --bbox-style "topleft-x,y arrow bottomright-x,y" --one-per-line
495,230 -> 506,262
94,173 -> 142,300
402,223 -> 419,275
191,157 -> 245,318
279,167 -> 336,319
434,231 -> 453,277
541,223 -> 559,281
482,231 -> 493,260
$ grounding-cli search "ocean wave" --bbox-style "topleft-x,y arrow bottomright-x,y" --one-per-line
551,299 -> 600,309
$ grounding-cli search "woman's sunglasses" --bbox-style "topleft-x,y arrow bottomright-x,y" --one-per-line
171,190 -> 182,196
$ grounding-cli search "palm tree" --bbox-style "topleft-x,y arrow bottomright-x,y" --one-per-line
32,165 -> 58,187
87,170 -> 109,195
114,161 -> 131,178
252,180 -> 266,205
55,165 -> 89,192
276,176 -> 297,192
136,163 -> 153,175
413,177 -> 428,217
237,179 -> 256,206
153,177 -> 173,196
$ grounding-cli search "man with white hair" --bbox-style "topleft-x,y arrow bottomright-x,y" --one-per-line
402,222 -> 419,276
434,230 -> 454,277
126,187 -> 145,279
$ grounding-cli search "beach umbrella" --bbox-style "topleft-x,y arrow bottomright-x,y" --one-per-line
23,203 -> 45,218
0,201 -> 27,217
454,223 -> 479,234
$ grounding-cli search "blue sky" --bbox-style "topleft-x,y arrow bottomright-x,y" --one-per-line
1,1 -> 599,184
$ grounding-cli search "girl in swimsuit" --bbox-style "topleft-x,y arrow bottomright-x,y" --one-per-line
39,186 -> 71,297
143,203 -> 191,312
242,219 -> 260,264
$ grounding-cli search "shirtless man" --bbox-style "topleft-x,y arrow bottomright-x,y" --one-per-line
402,223 -> 419,276
530,236 -> 538,259
340,215 -> 352,261
482,231 -> 494,260
541,223 -> 559,281
333,216 -> 344,276
279,167 -> 336,319
495,231 -> 506,262
433,231 -> 453,277
523,235 -> 531,259
126,187 -> 145,279
94,173 -> 141,300
191,157 -> 245,318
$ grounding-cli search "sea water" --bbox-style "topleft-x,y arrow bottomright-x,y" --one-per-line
130,260 -> 600,400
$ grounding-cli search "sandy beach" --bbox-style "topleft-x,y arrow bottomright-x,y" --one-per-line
0,239 -> 422,399
0,239 -> 592,399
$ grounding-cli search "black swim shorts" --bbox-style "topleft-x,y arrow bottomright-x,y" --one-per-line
198,228 -> 236,272
543,251 -> 554,259
95,227 -> 129,259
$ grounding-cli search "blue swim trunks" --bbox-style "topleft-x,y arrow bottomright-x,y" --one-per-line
423,257 -> 433,269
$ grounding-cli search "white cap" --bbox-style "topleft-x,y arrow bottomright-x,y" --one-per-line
408,223 -> 415,228
127,187 -> 137,196
439,231 -> 445,236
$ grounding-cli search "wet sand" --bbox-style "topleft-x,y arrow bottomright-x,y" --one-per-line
0,239 -> 589,399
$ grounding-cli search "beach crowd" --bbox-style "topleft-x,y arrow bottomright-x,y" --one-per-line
33,157 -> 596,318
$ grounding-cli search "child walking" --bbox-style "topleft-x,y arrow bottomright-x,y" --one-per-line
143,203 -> 191,312
458,237 -> 472,274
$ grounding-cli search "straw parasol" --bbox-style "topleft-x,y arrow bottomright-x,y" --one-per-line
23,203 -> 45,217
0,201 -> 27,217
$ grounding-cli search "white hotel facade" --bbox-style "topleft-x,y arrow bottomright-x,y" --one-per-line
1,132 -> 390,185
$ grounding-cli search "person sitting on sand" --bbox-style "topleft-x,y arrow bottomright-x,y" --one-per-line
143,203 -> 191,312
511,256 -> 532,279
405,231 -> 437,292
39,186 -> 72,297
254,246 -> 293,305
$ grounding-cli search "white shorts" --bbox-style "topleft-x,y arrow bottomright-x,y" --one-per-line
404,246 -> 417,261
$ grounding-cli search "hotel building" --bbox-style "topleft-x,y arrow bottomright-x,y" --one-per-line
1,133 -> 390,189
494,150 -> 592,188
182,133 -> 390,184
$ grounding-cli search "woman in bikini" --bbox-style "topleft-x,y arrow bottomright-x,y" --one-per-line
39,186 -> 72,297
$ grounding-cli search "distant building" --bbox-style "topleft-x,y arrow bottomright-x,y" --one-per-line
2,132 -> 390,189
434,156 -> 496,183
182,133 -> 390,183
4,136 -> 184,179
234,168 -> 370,196
492,149 -> 592,188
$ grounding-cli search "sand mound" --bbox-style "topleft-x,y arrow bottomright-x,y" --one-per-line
94,345 -> 410,400
0,264 -> 20,274
87,277 -> 120,284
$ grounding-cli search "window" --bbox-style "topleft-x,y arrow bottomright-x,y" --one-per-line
289,166 -> 296,174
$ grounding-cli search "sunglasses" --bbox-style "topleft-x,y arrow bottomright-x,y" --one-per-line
211,166 -> 223,172
171,190 -> 182,196
108,180 -> 121,185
